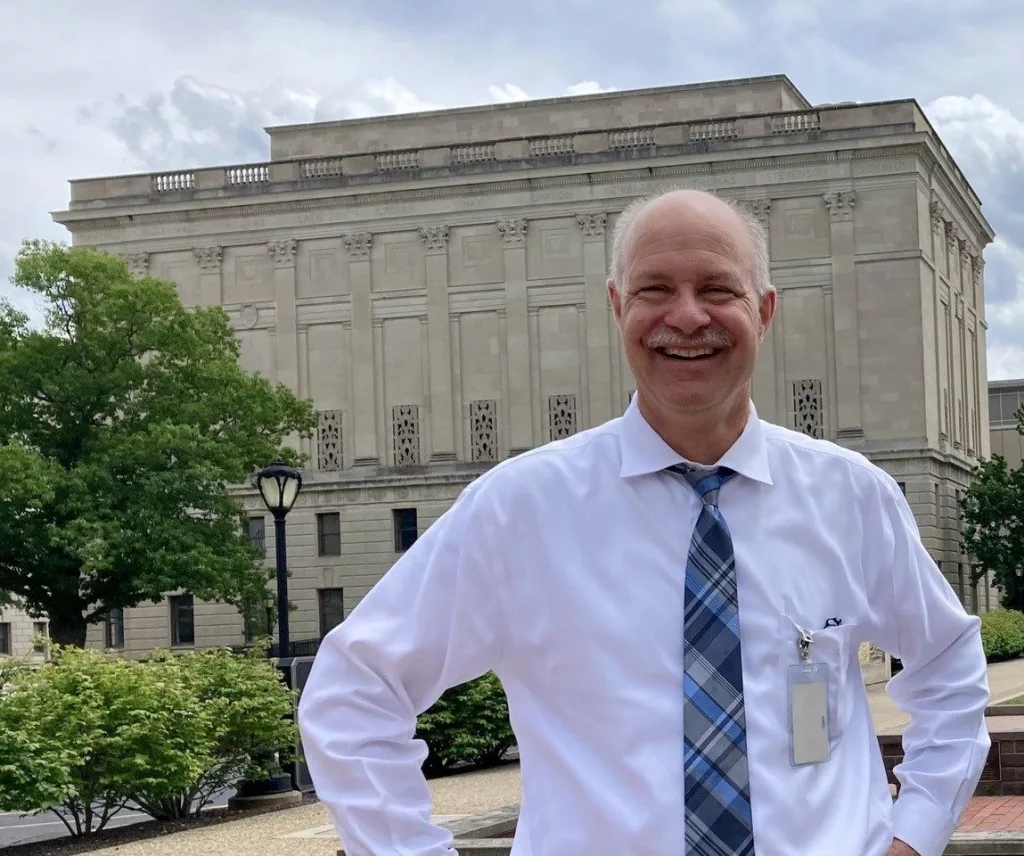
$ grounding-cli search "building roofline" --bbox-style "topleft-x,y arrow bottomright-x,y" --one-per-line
263,74 -> 812,135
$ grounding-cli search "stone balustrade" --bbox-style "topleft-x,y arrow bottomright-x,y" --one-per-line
69,102 -> 927,205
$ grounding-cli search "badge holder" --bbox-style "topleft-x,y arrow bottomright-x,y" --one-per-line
786,625 -> 831,766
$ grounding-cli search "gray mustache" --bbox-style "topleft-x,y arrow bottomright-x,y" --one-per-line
644,330 -> 731,349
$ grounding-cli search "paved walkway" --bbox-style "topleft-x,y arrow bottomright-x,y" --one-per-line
82,660 -> 1024,855
959,796 -> 1024,832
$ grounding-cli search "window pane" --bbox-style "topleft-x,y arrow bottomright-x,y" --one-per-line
0,623 -> 10,655
393,508 -> 418,552
107,608 -> 125,649
248,517 -> 266,556
32,622 -> 48,652
243,597 -> 271,642
318,588 -> 345,636
172,595 -> 195,645
317,513 -> 341,556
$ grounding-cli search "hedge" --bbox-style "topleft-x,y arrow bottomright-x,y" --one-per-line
0,644 -> 296,836
980,608 -> 1024,662
416,672 -> 515,776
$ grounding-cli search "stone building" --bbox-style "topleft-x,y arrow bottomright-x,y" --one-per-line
47,74 -> 996,672
0,607 -> 49,663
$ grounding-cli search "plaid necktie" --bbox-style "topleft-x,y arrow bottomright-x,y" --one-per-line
669,464 -> 754,856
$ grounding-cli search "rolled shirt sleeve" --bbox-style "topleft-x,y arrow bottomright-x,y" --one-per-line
297,480 -> 511,856
870,476 -> 991,856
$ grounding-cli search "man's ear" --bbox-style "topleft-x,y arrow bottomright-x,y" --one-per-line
757,287 -> 777,342
608,280 -> 622,328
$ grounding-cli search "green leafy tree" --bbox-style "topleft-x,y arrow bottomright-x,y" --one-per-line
0,241 -> 317,645
133,645 -> 298,819
962,401 -> 1024,608
0,645 -> 208,837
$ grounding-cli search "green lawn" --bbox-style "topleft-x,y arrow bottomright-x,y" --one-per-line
999,694 -> 1024,705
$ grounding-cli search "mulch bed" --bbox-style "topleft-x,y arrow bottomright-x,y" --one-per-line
4,793 -> 320,856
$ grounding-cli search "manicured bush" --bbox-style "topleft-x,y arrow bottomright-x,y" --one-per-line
0,643 -> 298,832
980,608 -> 1024,662
415,672 -> 515,776
134,644 -> 298,819
0,645 -> 207,837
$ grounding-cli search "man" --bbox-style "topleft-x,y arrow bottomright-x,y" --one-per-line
298,189 -> 990,856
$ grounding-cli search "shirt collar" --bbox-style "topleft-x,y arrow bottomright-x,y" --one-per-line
617,394 -> 774,485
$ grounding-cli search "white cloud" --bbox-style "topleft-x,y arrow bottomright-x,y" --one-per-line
565,81 -> 618,96
2,0 -> 1024,378
656,0 -> 746,40
488,84 -> 532,103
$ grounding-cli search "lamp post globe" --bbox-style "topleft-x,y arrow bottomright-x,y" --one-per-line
255,460 -> 303,660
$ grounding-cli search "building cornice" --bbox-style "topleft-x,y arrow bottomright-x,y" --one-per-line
56,138 -> 993,251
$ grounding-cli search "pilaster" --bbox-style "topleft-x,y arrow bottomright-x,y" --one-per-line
342,232 -> 379,466
268,238 -> 299,393
419,225 -> 455,462
192,245 -> 223,307
498,218 -> 532,454
823,191 -> 862,440
575,212 -> 613,427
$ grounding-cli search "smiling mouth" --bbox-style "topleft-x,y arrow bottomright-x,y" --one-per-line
656,346 -> 723,361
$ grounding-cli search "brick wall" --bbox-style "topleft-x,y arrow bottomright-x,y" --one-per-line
880,727 -> 1021,797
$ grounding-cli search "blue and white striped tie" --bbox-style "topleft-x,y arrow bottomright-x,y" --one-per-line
669,463 -> 754,856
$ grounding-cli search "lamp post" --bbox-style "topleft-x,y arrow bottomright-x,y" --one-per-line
1016,564 -> 1023,614
229,460 -> 304,809
255,460 -> 303,659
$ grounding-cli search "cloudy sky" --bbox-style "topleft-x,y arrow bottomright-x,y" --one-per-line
2,0 -> 1023,377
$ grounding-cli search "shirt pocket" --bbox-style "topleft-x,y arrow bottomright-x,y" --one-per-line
776,615 -> 862,750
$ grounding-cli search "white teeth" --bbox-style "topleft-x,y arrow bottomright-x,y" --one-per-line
662,347 -> 716,358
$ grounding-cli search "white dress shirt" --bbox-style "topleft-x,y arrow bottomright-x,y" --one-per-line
298,398 -> 990,856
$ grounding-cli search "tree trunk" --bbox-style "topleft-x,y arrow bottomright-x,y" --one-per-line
47,609 -> 89,648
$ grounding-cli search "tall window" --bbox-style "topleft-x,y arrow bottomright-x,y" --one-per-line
32,621 -> 48,652
106,608 -> 125,649
318,588 -> 346,637
989,389 -> 1024,428
170,595 -> 195,646
0,622 -> 10,655
393,508 -> 418,552
247,516 -> 266,556
317,512 -> 341,556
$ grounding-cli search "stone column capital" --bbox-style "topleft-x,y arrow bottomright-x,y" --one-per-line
121,252 -> 150,278
192,246 -> 223,272
267,238 -> 297,266
930,196 -> 950,234
418,225 -> 450,253
823,191 -> 855,221
575,212 -> 608,239
497,218 -> 528,247
745,198 -> 771,228
342,232 -> 372,260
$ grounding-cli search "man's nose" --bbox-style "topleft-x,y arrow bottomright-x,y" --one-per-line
663,292 -> 712,334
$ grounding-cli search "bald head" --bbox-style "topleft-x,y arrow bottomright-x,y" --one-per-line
608,189 -> 772,297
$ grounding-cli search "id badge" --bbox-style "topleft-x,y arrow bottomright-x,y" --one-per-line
786,662 -> 831,766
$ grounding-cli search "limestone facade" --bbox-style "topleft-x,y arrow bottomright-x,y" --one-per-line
48,75 -> 997,663
0,606 -> 49,663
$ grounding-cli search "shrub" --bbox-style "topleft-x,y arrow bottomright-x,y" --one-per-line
980,608 -> 1024,662
0,645 -> 208,837
133,644 -> 298,819
415,672 -> 515,777
0,643 -> 298,831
